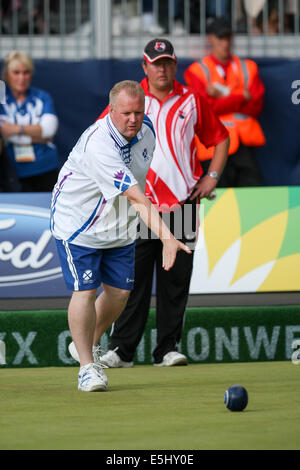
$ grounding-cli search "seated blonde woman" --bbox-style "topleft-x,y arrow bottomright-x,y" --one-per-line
0,50 -> 59,191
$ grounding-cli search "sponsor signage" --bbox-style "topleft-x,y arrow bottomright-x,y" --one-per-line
0,307 -> 299,367
190,186 -> 300,293
0,193 -> 69,298
1,187 -> 299,298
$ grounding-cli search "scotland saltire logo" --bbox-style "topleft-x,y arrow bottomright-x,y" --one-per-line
114,170 -> 131,191
83,270 -> 93,284
143,148 -> 149,161
155,42 -> 166,52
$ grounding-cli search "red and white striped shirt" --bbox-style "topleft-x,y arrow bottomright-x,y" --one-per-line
140,78 -> 228,211
98,78 -> 228,211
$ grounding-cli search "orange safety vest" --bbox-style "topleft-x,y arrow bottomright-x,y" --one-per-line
186,55 -> 266,160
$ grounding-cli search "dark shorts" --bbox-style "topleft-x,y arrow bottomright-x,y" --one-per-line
55,240 -> 135,291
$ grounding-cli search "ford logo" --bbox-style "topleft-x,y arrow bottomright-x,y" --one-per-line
0,204 -> 62,288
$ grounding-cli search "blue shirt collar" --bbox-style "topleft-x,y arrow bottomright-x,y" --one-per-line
5,86 -> 35,107
106,114 -> 143,149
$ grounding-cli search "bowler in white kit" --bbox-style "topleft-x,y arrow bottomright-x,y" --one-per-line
50,80 -> 191,392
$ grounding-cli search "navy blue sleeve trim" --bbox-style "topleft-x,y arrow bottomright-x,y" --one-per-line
143,114 -> 156,138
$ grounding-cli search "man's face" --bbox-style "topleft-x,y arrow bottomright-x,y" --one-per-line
109,89 -> 145,141
142,58 -> 177,92
208,34 -> 233,62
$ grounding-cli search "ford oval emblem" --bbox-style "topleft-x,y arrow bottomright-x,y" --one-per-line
0,204 -> 62,288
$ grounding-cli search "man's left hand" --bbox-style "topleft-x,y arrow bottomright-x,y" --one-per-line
190,175 -> 217,200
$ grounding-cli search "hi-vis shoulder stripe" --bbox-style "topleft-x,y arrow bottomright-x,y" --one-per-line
198,60 -> 210,81
239,59 -> 249,87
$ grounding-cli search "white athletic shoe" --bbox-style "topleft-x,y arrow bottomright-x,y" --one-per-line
78,363 -> 107,392
154,351 -> 188,367
68,341 -> 108,386
100,350 -> 134,368
68,341 -> 80,362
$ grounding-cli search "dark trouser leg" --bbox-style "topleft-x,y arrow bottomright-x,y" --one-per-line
109,237 -> 159,362
200,145 -> 261,188
232,145 -> 261,187
152,200 -> 197,363
153,247 -> 194,363
218,145 -> 261,188
199,159 -> 211,177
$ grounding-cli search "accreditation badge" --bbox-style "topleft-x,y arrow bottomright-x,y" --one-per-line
14,144 -> 36,162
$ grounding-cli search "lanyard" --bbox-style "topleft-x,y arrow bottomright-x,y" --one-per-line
9,95 -> 33,125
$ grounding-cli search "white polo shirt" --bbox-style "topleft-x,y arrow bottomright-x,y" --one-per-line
50,114 -> 155,249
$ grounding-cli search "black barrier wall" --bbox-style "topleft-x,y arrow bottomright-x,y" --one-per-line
1,58 -> 300,186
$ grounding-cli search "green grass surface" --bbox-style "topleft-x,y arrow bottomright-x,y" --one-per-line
0,362 -> 299,450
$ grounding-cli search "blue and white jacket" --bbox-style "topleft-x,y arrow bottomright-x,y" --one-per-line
0,86 -> 59,178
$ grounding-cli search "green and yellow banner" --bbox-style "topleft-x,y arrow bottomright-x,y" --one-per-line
190,186 -> 300,293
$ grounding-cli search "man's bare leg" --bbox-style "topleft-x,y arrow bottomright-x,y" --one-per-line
93,283 -> 130,346
68,288 -> 97,366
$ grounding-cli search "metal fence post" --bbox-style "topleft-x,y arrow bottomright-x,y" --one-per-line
92,0 -> 112,58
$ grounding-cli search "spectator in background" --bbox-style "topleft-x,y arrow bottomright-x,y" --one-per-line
206,0 -> 230,21
184,17 -> 266,187
142,0 -> 165,34
0,0 -> 58,35
20,0 -> 61,35
255,0 -> 280,34
0,51 -> 59,192
142,0 -> 182,34
175,0 -> 230,34
241,0 -> 294,35
284,0 -> 298,33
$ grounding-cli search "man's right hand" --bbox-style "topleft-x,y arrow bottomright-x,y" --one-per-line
162,237 -> 192,271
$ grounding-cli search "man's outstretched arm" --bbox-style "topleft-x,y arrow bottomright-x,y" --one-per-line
124,184 -> 192,271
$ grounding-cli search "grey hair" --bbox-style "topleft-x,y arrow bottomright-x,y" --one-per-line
109,80 -> 145,107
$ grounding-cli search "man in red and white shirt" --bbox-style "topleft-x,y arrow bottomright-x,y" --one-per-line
99,38 -> 229,368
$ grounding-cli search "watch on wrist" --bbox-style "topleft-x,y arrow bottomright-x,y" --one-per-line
208,171 -> 219,180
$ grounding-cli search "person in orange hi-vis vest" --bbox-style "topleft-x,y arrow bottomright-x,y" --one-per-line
184,17 -> 266,187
